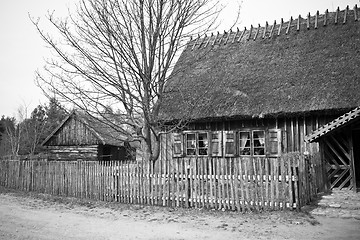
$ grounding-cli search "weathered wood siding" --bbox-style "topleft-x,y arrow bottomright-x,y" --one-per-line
46,145 -> 99,161
161,114 -> 343,159
0,154 -> 319,211
46,116 -> 100,146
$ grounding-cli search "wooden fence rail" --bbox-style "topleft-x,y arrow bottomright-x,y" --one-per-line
0,153 -> 320,211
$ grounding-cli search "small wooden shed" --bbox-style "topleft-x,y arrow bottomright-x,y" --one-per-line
42,111 -> 132,161
305,107 -> 360,191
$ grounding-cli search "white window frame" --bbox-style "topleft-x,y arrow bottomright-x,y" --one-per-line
210,131 -> 222,157
223,131 -> 237,157
172,132 -> 184,158
239,129 -> 266,156
184,131 -> 210,157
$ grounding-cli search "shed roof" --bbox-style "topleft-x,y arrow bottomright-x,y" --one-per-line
42,110 -> 128,147
305,106 -> 360,142
159,6 -> 360,122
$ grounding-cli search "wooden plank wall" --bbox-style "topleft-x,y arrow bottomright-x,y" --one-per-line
47,116 -> 100,146
183,115 -> 342,157
0,153 -> 320,211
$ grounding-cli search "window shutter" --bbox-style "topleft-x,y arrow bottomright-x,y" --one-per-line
223,131 -> 237,157
268,129 -> 281,157
210,131 -> 222,157
172,133 -> 183,157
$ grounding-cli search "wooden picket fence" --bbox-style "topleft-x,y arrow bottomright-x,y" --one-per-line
0,153 -> 321,211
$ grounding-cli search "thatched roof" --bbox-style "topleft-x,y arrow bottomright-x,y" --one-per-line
159,6 -> 360,122
42,110 -> 128,147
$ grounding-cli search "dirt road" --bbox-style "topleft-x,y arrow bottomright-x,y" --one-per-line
0,188 -> 359,240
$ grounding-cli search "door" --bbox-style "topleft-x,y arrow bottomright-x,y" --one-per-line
323,131 -> 352,190
352,130 -> 360,191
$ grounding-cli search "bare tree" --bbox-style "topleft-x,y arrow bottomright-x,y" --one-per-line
5,105 -> 28,156
32,0 -> 226,162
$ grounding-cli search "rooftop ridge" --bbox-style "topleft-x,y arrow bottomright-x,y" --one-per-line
189,5 -> 358,50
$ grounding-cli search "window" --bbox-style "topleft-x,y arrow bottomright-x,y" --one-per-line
211,131 -> 222,157
198,133 -> 208,155
186,133 -> 196,155
239,131 -> 251,155
223,131 -> 236,156
173,133 -> 183,157
239,130 -> 265,156
253,130 -> 265,155
185,132 -> 209,156
173,128 -> 281,158
268,129 -> 281,156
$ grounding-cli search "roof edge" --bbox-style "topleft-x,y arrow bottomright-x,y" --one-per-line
188,5 -> 358,50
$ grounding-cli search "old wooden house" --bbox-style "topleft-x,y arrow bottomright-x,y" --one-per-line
42,111 -> 132,161
158,6 -> 360,191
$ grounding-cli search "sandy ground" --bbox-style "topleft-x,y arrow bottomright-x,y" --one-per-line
0,187 -> 359,240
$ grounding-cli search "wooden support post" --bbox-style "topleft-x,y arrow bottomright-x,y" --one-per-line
324,9 -> 328,26
278,18 -> 283,36
269,20 -> 276,38
232,28 -> 239,43
320,140 -> 330,192
191,34 -> 201,50
247,25 -> 253,41
253,24 -> 259,40
354,4 -> 358,21
315,11 -> 319,29
297,15 -> 301,31
335,7 -> 339,24
307,13 -> 311,29
291,118 -> 295,152
286,17 -> 292,34
303,116 -> 307,153
198,34 -> 207,49
343,5 -> 348,24
218,31 -> 226,45
348,129 -> 357,192
224,30 -> 231,44
212,32 -> 219,46
237,27 -> 246,42
262,22 -> 268,39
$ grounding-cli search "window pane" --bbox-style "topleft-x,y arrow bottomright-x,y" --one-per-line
199,148 -> 208,155
211,142 -> 219,154
226,132 -> 234,139
174,143 -> 181,154
240,147 -> 251,155
269,141 -> 278,154
239,131 -> 250,155
187,149 -> 196,155
254,148 -> 265,155
187,133 -> 196,141
174,134 -> 181,141
198,133 -> 208,156
187,140 -> 196,148
225,142 -> 235,155
212,133 -> 219,140
186,133 -> 196,156
253,130 -> 265,155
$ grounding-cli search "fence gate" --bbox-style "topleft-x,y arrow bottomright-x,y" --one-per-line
322,131 -> 353,190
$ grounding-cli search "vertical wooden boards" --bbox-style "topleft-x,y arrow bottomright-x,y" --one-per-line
0,154 -> 317,212
184,158 -> 190,208
242,158 -> 251,210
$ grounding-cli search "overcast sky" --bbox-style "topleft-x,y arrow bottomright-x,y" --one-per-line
1,0 -> 358,118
